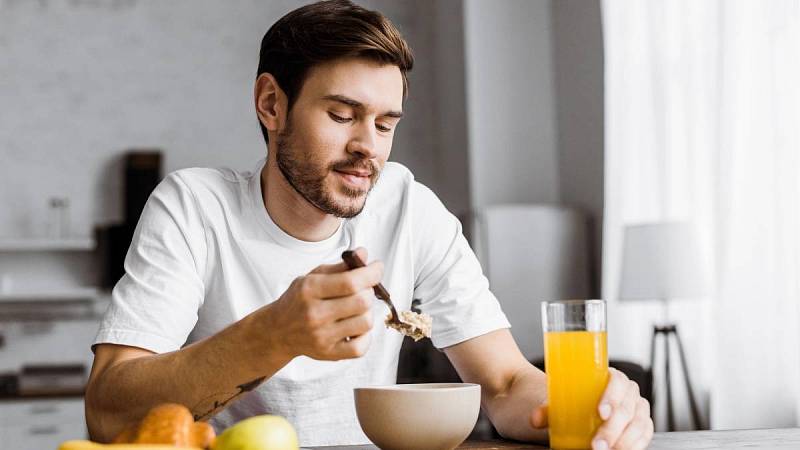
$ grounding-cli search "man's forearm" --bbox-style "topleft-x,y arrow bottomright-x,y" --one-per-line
485,364 -> 549,443
85,310 -> 292,442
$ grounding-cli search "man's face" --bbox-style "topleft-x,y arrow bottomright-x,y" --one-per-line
274,57 -> 404,218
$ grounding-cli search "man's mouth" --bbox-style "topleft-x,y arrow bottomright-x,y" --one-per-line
334,168 -> 372,190
336,168 -> 372,177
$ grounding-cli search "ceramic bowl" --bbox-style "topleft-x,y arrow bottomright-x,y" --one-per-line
354,383 -> 481,450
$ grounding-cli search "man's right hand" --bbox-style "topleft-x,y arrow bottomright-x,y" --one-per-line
253,247 -> 383,362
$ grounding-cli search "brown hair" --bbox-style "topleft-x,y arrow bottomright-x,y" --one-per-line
256,0 -> 414,144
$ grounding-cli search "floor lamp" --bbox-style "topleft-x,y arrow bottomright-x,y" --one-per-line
619,222 -> 709,431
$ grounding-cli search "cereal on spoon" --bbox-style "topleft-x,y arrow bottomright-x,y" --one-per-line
386,310 -> 432,341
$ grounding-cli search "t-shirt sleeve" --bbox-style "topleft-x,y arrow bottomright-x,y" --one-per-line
93,172 -> 207,354
410,182 -> 510,349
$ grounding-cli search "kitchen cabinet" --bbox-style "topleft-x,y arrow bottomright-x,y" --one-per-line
0,239 -> 95,252
0,237 -> 103,321
0,397 -> 86,449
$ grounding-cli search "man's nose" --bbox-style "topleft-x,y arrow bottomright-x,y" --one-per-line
347,122 -> 377,160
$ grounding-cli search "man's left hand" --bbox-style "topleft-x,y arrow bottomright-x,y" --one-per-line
591,367 -> 654,449
530,367 -> 654,449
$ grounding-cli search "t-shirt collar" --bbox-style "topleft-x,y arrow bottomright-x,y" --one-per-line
248,158 -> 347,253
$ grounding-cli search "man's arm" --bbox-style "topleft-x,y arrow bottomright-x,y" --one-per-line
444,329 -> 548,442
445,329 -> 654,449
86,250 -> 381,443
86,306 -> 291,443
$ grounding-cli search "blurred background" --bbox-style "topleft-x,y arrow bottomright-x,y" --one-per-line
0,0 -> 798,447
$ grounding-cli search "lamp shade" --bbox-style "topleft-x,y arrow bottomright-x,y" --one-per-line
618,222 -> 709,300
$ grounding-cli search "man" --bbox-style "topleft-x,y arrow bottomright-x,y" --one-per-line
85,1 -> 654,449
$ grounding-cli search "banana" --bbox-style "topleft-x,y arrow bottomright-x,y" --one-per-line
59,440 -> 203,450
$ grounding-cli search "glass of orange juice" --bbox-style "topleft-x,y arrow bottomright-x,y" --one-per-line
542,299 -> 609,449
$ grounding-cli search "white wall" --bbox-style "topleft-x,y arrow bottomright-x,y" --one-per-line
1,0 -> 263,238
463,0 -> 560,211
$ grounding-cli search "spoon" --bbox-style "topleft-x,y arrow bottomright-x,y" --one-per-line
341,250 -> 408,329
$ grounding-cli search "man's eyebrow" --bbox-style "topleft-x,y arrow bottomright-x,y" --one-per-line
322,94 -> 403,119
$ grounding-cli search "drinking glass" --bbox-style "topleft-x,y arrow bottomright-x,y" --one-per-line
542,299 -> 609,449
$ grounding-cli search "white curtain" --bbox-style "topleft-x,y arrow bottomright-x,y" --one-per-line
602,0 -> 800,430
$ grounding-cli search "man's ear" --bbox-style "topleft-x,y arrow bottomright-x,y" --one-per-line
255,73 -> 287,132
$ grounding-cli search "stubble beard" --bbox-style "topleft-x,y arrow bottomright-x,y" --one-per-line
274,120 -> 380,219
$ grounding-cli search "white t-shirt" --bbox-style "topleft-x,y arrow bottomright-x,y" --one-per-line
94,158 -> 510,447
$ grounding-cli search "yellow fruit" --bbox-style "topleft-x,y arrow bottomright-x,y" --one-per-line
58,441 -> 201,449
212,415 -> 299,450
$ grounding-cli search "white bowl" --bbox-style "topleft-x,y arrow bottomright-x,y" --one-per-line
354,383 -> 481,450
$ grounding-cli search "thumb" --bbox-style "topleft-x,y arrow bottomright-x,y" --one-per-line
530,403 -> 549,429
350,247 -> 368,264
311,248 -> 369,274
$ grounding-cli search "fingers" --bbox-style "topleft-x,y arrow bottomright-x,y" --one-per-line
310,247 -> 369,274
290,248 -> 379,361
332,326 -> 372,358
598,368 -> 628,420
529,403 -> 548,429
593,368 -> 642,449
318,289 -> 374,321
310,259 -> 350,275
631,414 -> 655,450
351,247 -> 368,264
611,398 -> 652,449
331,310 -> 374,341
303,252 -> 383,299
305,262 -> 383,299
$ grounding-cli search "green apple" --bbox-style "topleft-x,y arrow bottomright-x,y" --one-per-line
212,415 -> 299,450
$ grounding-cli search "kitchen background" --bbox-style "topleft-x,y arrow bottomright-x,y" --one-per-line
0,0 -> 603,384
4,0 -> 796,448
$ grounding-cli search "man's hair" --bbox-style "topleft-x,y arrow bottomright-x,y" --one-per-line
256,0 -> 414,144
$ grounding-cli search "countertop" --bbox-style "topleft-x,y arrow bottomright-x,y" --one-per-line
310,427 -> 800,449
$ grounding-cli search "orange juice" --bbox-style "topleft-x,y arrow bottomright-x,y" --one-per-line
544,330 -> 609,449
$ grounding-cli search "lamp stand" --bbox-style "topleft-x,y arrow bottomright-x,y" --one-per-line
649,322 -> 703,430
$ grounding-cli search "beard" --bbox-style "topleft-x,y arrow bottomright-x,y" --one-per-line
274,119 -> 381,219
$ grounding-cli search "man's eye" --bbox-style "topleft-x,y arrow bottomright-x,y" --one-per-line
376,124 -> 392,133
328,112 -> 352,123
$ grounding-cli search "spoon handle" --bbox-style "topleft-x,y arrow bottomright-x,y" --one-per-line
341,250 -> 391,300
341,250 -> 401,322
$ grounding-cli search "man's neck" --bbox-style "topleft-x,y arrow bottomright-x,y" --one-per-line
260,158 -> 342,242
